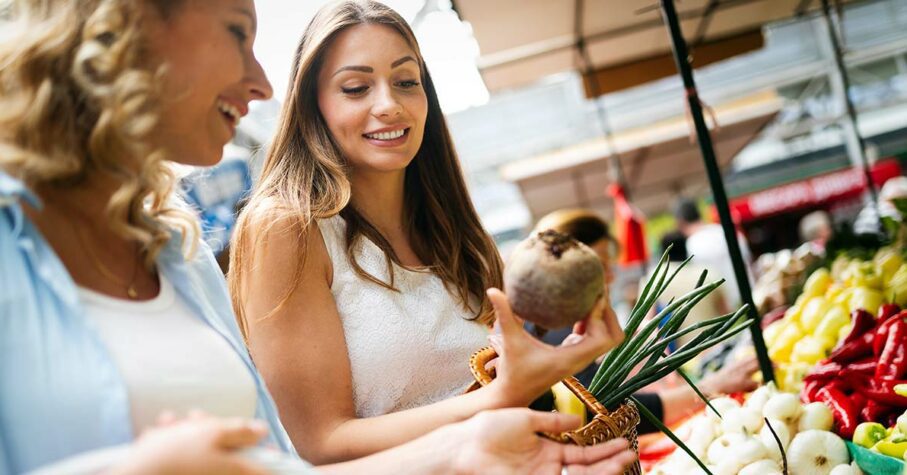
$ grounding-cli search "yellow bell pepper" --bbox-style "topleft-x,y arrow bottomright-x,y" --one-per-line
848,286 -> 884,315
814,305 -> 851,344
791,336 -> 827,364
763,320 -> 786,348
800,297 -> 832,332
876,247 -> 903,281
895,384 -> 907,398
825,282 -> 845,302
769,323 -> 804,362
886,264 -> 907,307
874,435 -> 907,459
552,382 -> 586,425
855,262 -> 884,290
831,255 -> 851,280
802,268 -> 832,299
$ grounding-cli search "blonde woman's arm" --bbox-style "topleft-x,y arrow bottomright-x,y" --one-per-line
240,218 -> 624,464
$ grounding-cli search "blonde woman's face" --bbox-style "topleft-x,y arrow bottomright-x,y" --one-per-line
317,24 -> 428,176
145,0 -> 273,167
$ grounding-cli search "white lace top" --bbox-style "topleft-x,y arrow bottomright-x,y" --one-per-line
317,215 -> 489,417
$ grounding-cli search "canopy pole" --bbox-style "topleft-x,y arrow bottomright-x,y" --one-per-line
819,0 -> 879,209
659,0 -> 775,383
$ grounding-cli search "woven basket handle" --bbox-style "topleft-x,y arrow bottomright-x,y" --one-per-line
468,346 -> 608,414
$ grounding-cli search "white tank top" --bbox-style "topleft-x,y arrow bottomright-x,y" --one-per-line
78,274 -> 257,433
317,215 -> 489,417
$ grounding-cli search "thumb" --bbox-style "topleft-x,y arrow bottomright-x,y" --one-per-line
487,288 -> 522,336
526,410 -> 583,434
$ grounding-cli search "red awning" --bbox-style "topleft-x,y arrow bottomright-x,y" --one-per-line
725,158 -> 902,223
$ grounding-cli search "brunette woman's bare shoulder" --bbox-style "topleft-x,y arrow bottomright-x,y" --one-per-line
240,203 -> 331,285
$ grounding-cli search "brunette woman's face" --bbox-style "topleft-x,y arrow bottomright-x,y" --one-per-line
145,0 -> 273,167
316,24 -> 428,176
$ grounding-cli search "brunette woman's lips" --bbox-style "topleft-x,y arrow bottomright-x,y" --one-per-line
362,128 -> 409,147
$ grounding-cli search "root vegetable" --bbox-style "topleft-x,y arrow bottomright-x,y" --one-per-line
504,230 -> 604,329
761,418 -> 792,463
787,430 -> 849,475
799,402 -> 834,432
739,459 -> 782,475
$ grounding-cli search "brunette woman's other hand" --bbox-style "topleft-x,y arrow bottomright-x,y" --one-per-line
487,288 -> 624,407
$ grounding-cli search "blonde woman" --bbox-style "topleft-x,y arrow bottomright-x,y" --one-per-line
229,0 -> 624,465
0,1 -> 635,474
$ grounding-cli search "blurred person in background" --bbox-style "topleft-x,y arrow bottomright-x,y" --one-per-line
0,0 -> 637,473
674,198 -> 754,309
534,209 -> 759,433
798,210 -> 833,252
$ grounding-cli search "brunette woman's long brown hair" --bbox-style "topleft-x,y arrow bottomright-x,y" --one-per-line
229,0 -> 503,337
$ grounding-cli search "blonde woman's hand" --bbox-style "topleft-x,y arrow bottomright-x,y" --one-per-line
450,408 -> 636,475
486,288 -> 624,407
112,414 -> 269,475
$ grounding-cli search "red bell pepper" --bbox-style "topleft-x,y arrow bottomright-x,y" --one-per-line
876,319 -> 907,380
817,386 -> 859,438
860,400 -> 892,423
830,332 -> 875,364
843,309 -> 877,345
874,310 -> 907,357
806,362 -> 843,380
802,379 -> 823,403
879,304 -> 902,321
860,379 -> 907,407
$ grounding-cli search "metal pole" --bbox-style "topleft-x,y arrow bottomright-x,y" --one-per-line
819,0 -> 879,208
659,0 -> 775,383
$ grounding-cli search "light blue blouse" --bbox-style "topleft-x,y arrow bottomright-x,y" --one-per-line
0,172 -> 298,474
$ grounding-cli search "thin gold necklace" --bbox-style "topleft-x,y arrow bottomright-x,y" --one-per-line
70,218 -> 142,300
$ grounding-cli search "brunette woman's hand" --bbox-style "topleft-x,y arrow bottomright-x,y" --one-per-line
112,414 -> 269,475
486,288 -> 624,407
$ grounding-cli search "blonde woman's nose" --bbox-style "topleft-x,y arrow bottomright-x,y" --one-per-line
246,55 -> 273,101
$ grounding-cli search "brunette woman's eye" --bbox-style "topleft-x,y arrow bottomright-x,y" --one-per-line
397,80 -> 421,89
341,85 -> 369,95
229,25 -> 249,44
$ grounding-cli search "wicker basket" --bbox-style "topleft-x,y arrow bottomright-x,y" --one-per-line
466,346 -> 642,475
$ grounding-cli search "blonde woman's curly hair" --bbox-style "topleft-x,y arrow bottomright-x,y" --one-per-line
0,0 -> 196,266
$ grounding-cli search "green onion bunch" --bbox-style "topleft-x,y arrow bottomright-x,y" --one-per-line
588,248 -> 753,475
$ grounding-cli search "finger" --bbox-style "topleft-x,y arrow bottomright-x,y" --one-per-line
561,333 -> 584,347
487,334 -> 504,354
572,319 -> 587,336
213,419 -> 269,450
487,288 -> 523,336
187,409 -> 210,421
600,302 -> 624,342
155,410 -> 178,427
525,410 -> 582,434
559,438 -> 629,464
567,449 -> 636,475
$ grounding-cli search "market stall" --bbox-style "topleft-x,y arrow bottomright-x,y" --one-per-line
455,0 -> 907,472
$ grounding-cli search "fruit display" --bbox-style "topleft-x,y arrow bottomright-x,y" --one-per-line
504,229 -> 605,329
649,384 -> 857,475
763,246 -> 907,393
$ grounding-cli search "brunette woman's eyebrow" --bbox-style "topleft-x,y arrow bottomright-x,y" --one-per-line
333,65 -> 373,77
391,56 -> 417,68
332,56 -> 417,77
